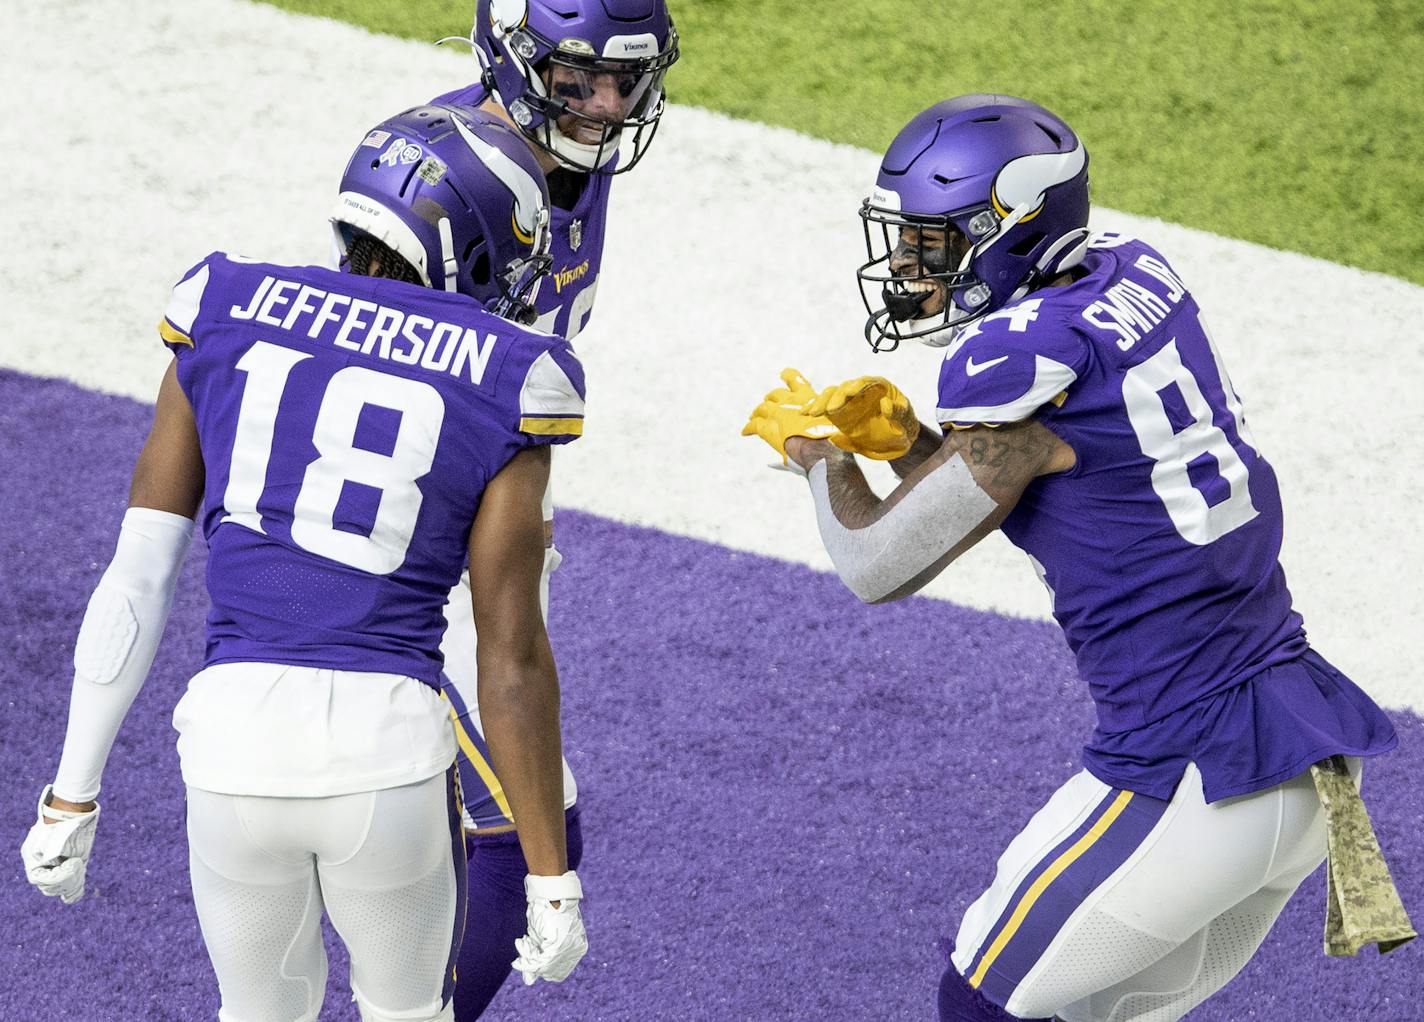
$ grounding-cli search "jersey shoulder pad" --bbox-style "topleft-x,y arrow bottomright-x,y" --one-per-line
935,295 -> 1088,427
158,251 -> 230,352
502,331 -> 586,444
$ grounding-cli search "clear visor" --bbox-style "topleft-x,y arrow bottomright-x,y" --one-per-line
525,41 -> 677,173
544,56 -> 665,131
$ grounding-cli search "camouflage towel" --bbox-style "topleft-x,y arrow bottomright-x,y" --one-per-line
1310,755 -> 1417,956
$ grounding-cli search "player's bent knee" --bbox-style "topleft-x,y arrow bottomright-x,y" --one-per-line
938,963 -> 1052,1022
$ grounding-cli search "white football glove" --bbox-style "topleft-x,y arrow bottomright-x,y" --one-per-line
21,785 -> 100,905
512,870 -> 588,985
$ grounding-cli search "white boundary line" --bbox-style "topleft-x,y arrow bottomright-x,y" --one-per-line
3,0 -> 1420,708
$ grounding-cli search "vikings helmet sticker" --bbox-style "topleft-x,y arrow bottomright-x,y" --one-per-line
417,156 -> 448,186
990,143 -> 1087,223
451,116 -> 545,247
360,129 -> 391,149
489,0 -> 528,33
378,138 -> 425,168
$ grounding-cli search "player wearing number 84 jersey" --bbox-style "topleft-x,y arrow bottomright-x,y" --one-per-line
746,94 -> 1400,1022
20,106 -> 588,1022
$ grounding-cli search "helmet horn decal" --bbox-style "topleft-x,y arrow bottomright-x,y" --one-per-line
488,0 -> 528,33
451,115 -> 544,246
990,143 -> 1087,222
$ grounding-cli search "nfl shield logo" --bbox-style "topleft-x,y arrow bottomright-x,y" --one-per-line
568,218 -> 583,252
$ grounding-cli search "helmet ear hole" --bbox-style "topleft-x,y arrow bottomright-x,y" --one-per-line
1009,231 -> 1045,257
471,251 -> 491,286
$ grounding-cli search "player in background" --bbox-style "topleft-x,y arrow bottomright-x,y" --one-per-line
744,95 -> 1405,1021
20,105 -> 589,1022
427,1 -> 678,1015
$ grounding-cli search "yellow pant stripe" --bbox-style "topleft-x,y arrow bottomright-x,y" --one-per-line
968,789 -> 1135,989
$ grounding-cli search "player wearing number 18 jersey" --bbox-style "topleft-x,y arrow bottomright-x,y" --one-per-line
745,95 -> 1399,1021
21,106 -> 589,1021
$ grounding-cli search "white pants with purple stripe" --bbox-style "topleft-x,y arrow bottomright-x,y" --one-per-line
951,761 -> 1353,1021
186,770 -> 465,1022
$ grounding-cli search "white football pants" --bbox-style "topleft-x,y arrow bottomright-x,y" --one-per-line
951,761 -> 1357,1022
186,771 -> 465,1022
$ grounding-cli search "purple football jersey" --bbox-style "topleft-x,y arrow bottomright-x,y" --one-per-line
936,234 -> 1394,800
432,84 -> 610,342
158,253 -> 586,688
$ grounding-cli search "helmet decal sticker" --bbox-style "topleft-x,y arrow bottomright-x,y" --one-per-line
990,143 -> 1086,222
451,116 -> 544,246
602,34 -> 658,58
869,185 -> 902,211
557,37 -> 596,56
489,0 -> 528,33
377,137 -> 424,168
417,156 -> 448,186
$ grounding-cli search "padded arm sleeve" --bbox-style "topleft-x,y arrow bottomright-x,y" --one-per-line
51,507 -> 194,802
808,453 -> 997,603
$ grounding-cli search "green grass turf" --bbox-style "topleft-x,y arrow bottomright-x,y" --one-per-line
261,0 -> 1424,285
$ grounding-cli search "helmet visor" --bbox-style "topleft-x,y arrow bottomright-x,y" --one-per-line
526,35 -> 678,172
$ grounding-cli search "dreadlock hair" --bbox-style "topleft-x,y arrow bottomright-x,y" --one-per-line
345,231 -> 425,287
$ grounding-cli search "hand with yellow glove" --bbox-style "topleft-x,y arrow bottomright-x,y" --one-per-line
742,368 -> 841,469
806,375 -> 920,461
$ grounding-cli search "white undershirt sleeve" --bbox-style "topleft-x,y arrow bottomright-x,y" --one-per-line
51,507 -> 194,802
808,453 -> 998,604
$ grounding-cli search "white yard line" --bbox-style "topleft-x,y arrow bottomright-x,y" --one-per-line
4,0 -> 1421,708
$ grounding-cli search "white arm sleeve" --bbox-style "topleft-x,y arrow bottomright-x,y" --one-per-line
51,507 -> 194,802
808,453 -> 998,604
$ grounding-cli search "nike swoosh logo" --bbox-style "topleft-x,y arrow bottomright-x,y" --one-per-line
965,354 -> 1009,377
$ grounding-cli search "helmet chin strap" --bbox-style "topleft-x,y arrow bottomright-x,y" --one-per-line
544,120 -> 620,171
438,218 -> 458,292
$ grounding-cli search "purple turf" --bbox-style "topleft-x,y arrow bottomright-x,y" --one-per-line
1,368 -> 1418,1021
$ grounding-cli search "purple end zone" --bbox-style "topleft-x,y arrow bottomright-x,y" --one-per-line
0,368 -> 1418,1021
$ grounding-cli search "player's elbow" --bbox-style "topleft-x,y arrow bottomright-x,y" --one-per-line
477,642 -> 558,707
834,561 -> 897,605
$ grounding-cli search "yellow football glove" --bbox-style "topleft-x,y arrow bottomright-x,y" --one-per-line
741,368 -> 841,465
805,375 -> 920,461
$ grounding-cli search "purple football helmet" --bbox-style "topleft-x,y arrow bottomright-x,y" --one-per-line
858,94 -> 1091,351
472,0 -> 679,173
332,105 -> 552,322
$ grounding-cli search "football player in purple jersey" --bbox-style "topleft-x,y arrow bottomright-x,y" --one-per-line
745,95 -> 1402,1021
426,1 -> 678,1016
20,105 -> 590,1022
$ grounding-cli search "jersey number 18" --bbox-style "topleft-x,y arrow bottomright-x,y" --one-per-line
222,340 -> 445,574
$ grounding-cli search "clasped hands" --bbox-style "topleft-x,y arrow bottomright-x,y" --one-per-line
742,368 -> 919,471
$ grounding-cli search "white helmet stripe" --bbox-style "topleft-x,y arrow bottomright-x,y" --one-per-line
992,143 -> 1087,217
451,116 -> 544,245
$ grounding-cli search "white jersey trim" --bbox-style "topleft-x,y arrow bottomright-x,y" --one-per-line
937,354 -> 1078,425
163,263 -> 211,336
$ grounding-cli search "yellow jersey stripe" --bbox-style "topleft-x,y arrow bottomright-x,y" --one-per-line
442,696 -> 515,823
520,416 -> 584,436
157,318 -> 193,348
968,790 -> 1134,989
